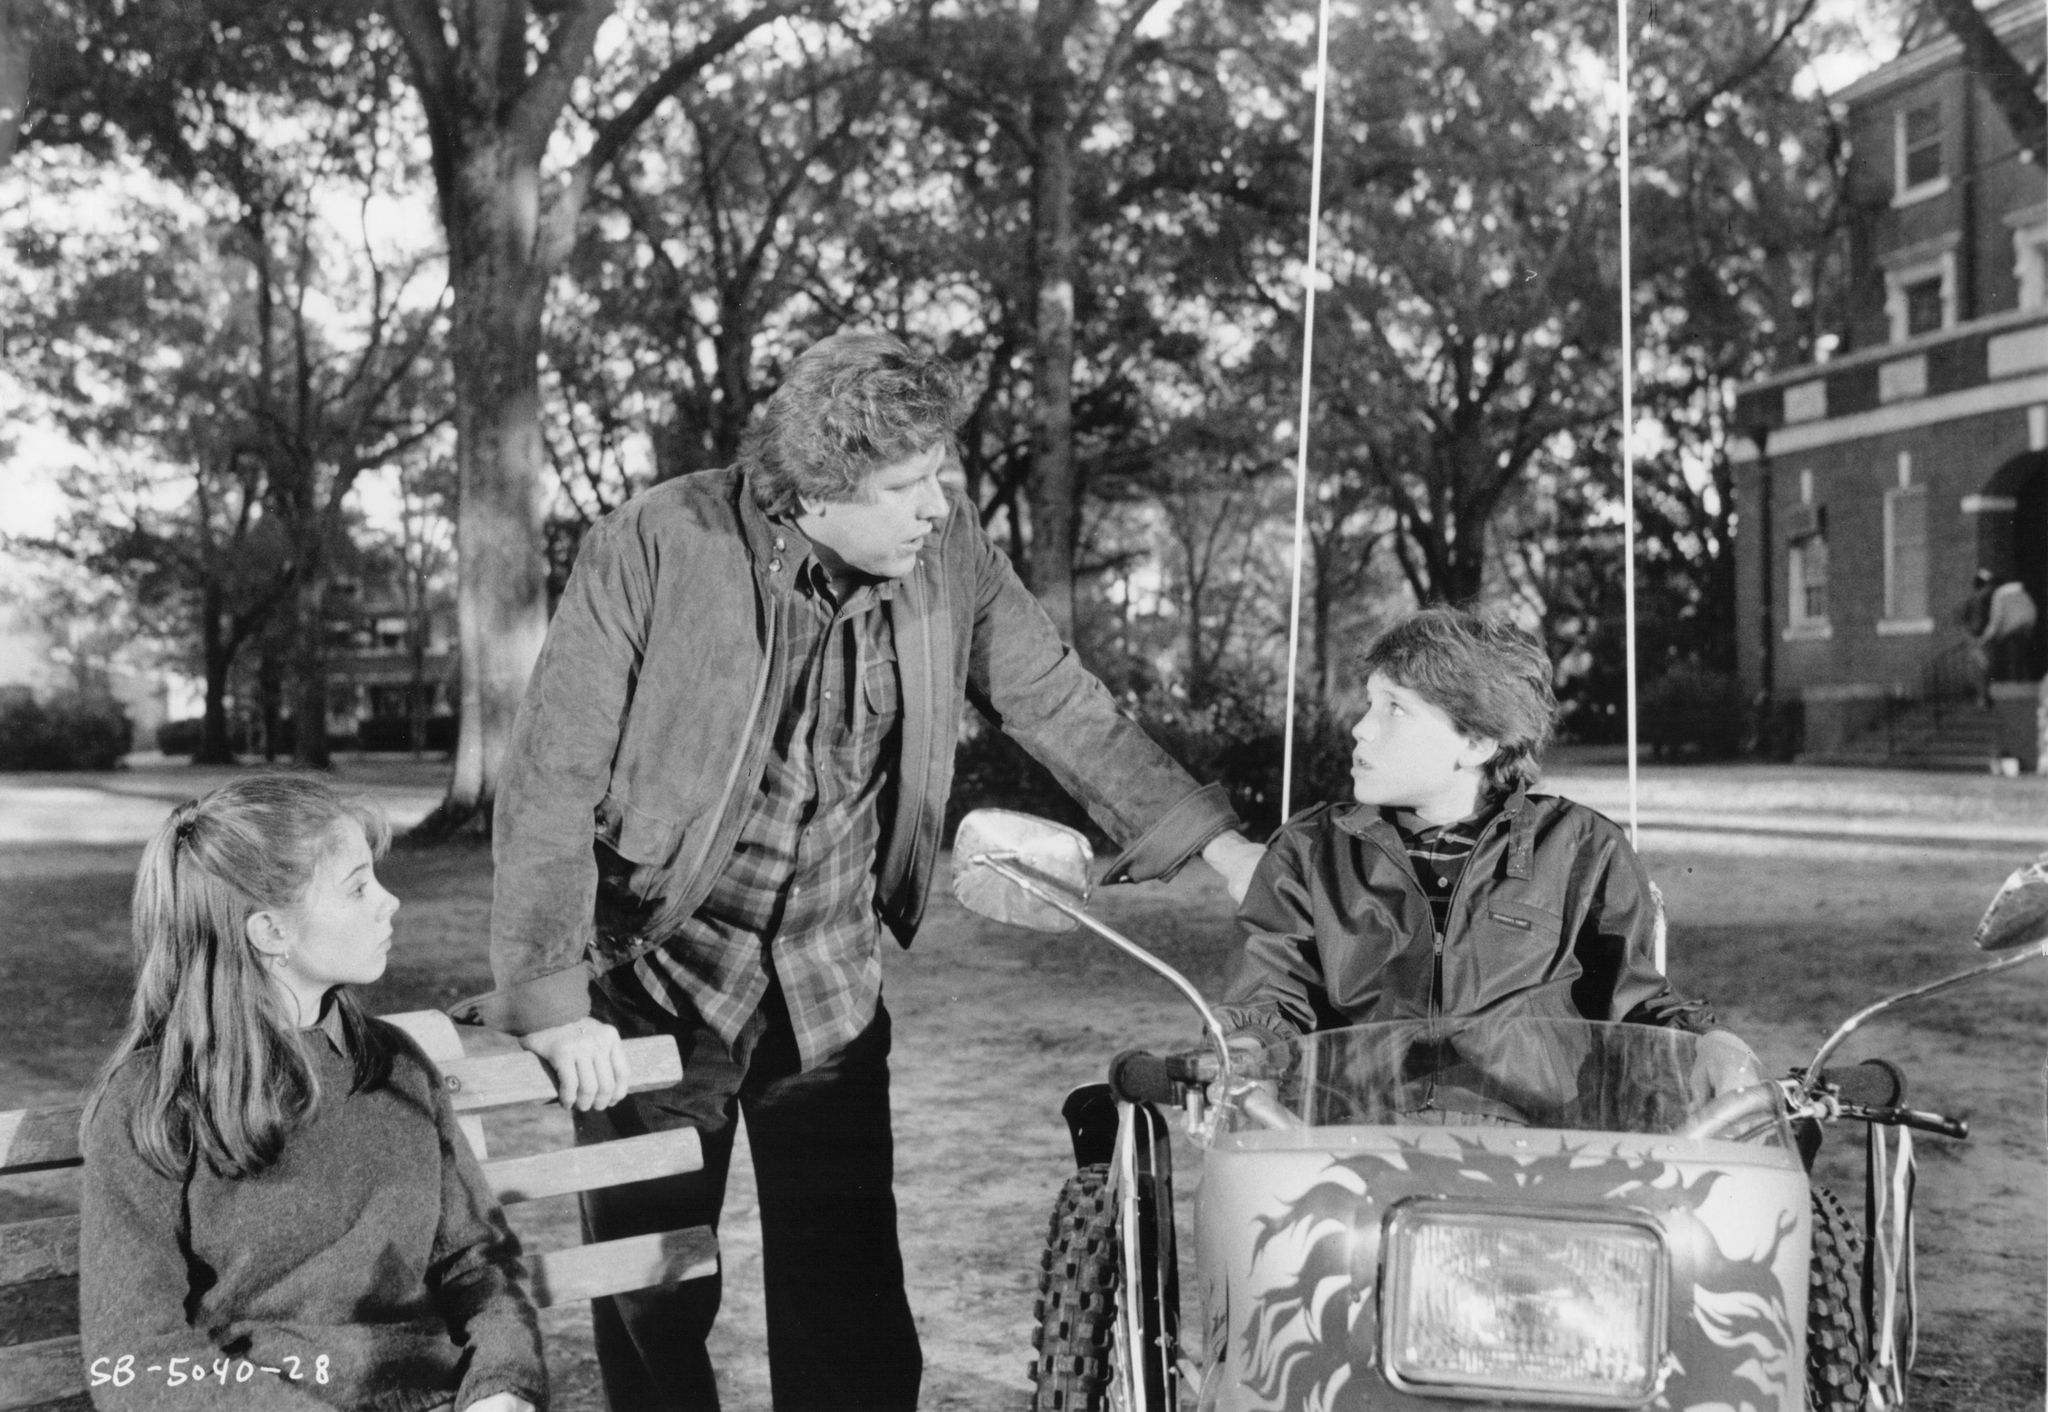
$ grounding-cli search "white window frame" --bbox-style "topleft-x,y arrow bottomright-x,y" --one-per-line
1785,470 -> 1832,640
1893,99 -> 1950,208
1884,249 -> 1957,342
2012,217 -> 2048,309
1880,462 -> 1931,633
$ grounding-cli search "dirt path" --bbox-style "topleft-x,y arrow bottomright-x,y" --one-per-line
1,760 -> 2043,1409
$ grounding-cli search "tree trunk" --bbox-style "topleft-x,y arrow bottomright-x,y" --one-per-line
0,0 -> 32,167
1025,0 -> 1085,642
290,575 -> 332,769
435,142 -> 552,832
196,584 -> 238,764
258,645 -> 283,760
409,587 -> 429,758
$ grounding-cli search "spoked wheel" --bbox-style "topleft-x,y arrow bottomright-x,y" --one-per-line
1030,1164 -> 1126,1411
1806,1185 -> 1870,1412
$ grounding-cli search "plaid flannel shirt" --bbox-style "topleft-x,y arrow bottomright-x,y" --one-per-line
633,542 -> 901,1069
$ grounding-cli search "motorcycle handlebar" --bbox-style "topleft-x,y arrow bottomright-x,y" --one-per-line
1107,1049 -> 1214,1106
1838,1103 -> 1970,1140
1814,1059 -> 1905,1108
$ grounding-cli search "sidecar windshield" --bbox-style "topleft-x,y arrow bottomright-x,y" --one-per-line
1224,1016 -> 1786,1144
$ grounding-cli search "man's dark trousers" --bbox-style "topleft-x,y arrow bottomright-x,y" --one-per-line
573,969 -> 921,1411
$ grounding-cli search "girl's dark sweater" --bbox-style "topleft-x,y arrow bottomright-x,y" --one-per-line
79,1013 -> 546,1412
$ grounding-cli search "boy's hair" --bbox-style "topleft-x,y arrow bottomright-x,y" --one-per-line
742,330 -> 969,516
1358,607 -> 1557,800
85,772 -> 395,1179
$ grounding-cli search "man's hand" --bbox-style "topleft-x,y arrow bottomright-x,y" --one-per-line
1201,831 -> 1266,905
518,1017 -> 631,1111
462,1395 -> 535,1412
1695,1029 -> 1766,1099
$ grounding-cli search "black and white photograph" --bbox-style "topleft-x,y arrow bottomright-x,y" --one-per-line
0,0 -> 2044,1408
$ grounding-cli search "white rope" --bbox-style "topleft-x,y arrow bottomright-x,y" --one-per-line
1279,0 -> 1335,825
1615,0 -> 1649,969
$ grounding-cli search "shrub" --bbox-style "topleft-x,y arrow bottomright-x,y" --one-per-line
942,695 -> 1357,849
156,717 -> 205,757
1639,665 -> 1746,760
0,689 -> 133,771
354,714 -> 458,754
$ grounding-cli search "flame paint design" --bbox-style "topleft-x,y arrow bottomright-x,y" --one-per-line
1231,1135 -> 1799,1412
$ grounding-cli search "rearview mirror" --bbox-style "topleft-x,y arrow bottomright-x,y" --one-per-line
951,809 -> 1093,933
1974,854 -> 2048,951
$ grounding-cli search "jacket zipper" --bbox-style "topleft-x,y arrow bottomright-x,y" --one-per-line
1370,806 -> 1514,1021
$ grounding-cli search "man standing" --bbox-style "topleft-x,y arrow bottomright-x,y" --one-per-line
460,331 -> 1264,1410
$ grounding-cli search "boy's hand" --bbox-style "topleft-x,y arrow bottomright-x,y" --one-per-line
1202,832 -> 1266,904
1695,1029 -> 1766,1099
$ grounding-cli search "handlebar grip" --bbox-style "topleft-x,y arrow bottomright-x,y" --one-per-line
1108,1050 -> 1180,1106
1818,1059 -> 1905,1108
1107,1048 -> 1220,1105
1840,1103 -> 1970,1141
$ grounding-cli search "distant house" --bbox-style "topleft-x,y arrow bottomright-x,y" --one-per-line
315,576 -> 457,750
1732,0 -> 2048,769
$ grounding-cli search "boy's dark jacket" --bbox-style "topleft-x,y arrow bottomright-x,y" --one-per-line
1218,789 -> 1716,1043
465,467 -> 1238,1035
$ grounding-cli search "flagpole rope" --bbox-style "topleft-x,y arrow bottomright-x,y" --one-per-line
1615,0 -> 1649,972
1280,0 -> 1334,826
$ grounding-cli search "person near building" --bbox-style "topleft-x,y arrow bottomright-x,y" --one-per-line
459,330 -> 1267,1411
1977,575 -> 2038,707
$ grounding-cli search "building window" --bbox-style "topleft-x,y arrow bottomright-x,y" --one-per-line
1790,537 -> 1829,624
1903,278 -> 1944,336
2011,216 -> 2048,308
1883,487 -> 1929,626
1883,246 -> 1957,342
1894,100 -> 1947,205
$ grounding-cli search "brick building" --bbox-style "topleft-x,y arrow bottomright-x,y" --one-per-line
1732,0 -> 2048,767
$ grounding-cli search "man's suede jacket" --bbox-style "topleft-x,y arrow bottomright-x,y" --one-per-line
1217,789 -> 1716,1044
464,468 -> 1240,1035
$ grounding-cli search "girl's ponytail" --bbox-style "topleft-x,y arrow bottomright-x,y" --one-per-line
85,774 -> 394,1179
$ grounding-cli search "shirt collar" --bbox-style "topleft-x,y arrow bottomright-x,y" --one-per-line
1336,786 -> 1528,841
775,515 -> 899,608
302,994 -> 350,1058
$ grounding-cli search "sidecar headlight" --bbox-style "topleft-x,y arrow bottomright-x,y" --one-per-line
1381,1201 -> 1666,1405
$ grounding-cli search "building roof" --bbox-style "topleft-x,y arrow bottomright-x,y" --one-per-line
1834,0 -> 2046,107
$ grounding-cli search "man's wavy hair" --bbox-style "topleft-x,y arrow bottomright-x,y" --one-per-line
1358,607 -> 1557,801
742,331 -> 970,516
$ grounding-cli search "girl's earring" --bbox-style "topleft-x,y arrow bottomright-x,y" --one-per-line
271,951 -> 289,971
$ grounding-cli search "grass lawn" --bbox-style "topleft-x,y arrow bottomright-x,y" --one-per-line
1,757 -> 2044,1409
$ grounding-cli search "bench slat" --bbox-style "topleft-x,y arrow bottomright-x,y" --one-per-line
0,1035 -> 685,1176
378,1013 -> 488,1154
439,1036 -> 683,1115
0,1334 -> 83,1411
0,1107 -> 85,1178
377,1010 -> 467,1062
525,1225 -> 718,1309
0,1215 -> 78,1285
486,1129 -> 702,1205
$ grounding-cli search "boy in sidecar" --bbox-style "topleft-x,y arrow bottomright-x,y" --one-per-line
1215,607 -> 1761,1110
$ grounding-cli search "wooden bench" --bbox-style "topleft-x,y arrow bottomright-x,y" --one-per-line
0,1012 -> 715,1411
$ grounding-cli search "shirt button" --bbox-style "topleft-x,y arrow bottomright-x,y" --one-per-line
769,559 -> 783,572
823,690 -> 833,699
1437,876 -> 1449,887
774,537 -> 786,551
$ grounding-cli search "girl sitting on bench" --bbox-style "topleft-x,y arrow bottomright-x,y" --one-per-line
78,772 -> 544,1411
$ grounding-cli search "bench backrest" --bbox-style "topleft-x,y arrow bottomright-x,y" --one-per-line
0,1012 -> 712,1411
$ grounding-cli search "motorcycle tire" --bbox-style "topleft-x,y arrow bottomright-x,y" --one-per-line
1030,1164 -> 1122,1412
1806,1185 -> 1869,1412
